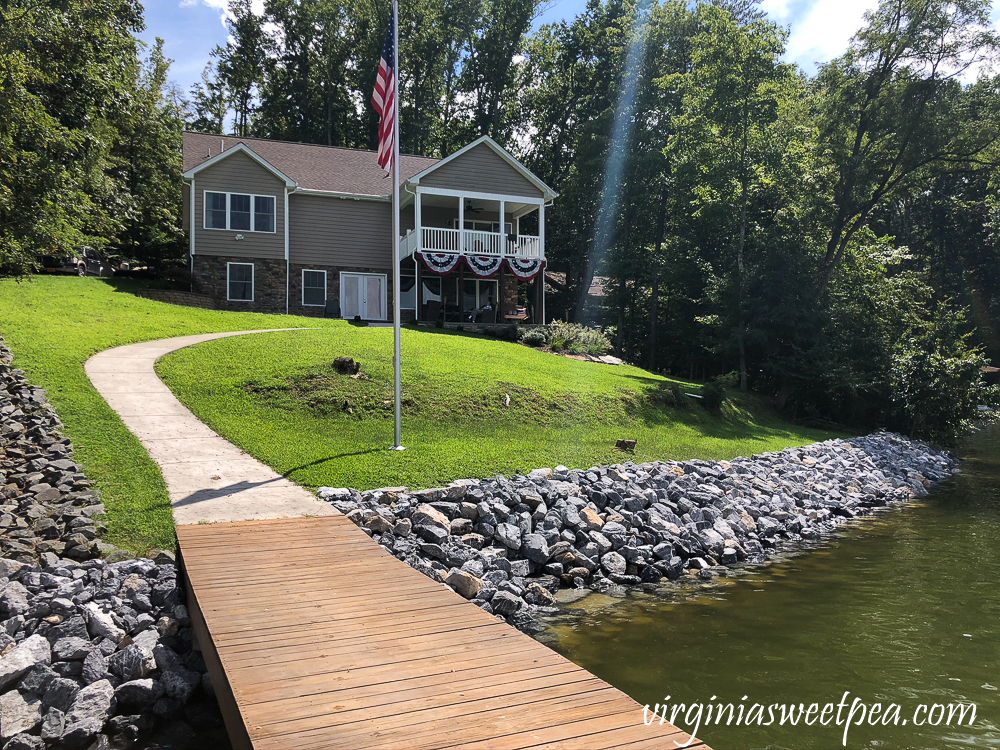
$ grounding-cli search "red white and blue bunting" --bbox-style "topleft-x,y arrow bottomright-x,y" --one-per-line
418,252 -> 462,275
465,255 -> 504,278
505,257 -> 545,281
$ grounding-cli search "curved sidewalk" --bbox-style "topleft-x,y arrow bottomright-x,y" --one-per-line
85,330 -> 336,525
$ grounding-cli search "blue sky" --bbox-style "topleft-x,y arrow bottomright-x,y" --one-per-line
139,0 -> 995,96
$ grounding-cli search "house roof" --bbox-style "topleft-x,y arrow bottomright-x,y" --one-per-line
545,271 -> 608,297
405,136 -> 558,200
182,131 -> 439,197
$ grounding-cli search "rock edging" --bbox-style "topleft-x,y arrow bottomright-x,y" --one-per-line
0,338 -> 222,750
319,433 -> 958,632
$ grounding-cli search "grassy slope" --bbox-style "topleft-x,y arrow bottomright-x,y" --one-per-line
0,275 -> 837,555
0,276 -> 340,553
156,326 -> 839,491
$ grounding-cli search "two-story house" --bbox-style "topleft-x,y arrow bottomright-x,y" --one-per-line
180,132 -> 557,323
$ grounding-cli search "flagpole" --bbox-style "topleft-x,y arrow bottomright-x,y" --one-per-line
390,0 -> 404,451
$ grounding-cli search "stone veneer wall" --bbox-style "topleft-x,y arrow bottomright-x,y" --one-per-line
137,290 -> 216,310
501,273 -> 519,313
191,255 -> 286,313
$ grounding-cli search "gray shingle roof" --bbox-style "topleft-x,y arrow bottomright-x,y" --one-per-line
182,131 -> 439,196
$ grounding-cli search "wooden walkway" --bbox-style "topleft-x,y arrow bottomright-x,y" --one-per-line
178,515 -> 710,750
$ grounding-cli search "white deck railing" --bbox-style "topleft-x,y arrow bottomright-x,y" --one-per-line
400,227 -> 542,260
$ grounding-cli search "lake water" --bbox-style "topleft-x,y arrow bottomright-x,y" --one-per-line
538,428 -> 1000,750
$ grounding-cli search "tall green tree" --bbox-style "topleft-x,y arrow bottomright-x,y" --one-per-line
0,0 -> 143,275
814,0 -> 1000,295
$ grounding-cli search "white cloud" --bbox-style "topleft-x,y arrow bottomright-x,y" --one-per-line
783,0 -> 879,72
760,0 -> 792,24
179,0 -> 264,26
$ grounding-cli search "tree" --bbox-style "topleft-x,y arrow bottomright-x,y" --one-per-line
814,0 -> 1000,296
188,64 -> 229,134
0,0 -> 143,276
216,0 -> 269,137
109,38 -> 185,267
667,4 -> 792,390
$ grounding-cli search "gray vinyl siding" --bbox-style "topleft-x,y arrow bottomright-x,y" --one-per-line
182,184 -> 190,231
193,150 -> 285,260
420,143 -> 544,198
288,194 -> 392,270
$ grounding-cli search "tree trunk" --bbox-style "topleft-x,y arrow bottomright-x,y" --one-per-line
574,239 -> 595,323
648,189 -> 668,371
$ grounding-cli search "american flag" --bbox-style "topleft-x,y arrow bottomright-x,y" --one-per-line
371,10 -> 396,174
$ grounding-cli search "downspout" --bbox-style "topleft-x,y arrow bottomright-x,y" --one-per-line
188,178 -> 196,293
284,186 -> 291,315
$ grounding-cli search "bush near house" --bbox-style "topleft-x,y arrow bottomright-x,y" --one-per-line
520,320 -> 613,356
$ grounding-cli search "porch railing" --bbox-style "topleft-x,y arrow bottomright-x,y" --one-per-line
400,226 -> 542,259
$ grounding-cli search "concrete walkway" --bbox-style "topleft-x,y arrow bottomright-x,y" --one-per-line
85,330 -> 336,525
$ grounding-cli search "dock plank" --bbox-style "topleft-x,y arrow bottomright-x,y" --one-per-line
177,516 -> 710,749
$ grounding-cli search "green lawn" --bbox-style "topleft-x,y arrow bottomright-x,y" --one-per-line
0,275 -> 838,556
0,275 -> 342,553
156,325 -> 839,492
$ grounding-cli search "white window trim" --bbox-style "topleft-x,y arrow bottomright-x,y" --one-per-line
339,272 -> 388,321
227,262 -> 254,302
203,191 -> 277,233
301,269 -> 327,307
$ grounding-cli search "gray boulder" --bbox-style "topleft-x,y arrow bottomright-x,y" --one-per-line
114,678 -> 163,707
0,690 -> 43,741
0,635 -> 52,691
61,679 -> 115,748
600,551 -> 627,576
521,534 -> 550,564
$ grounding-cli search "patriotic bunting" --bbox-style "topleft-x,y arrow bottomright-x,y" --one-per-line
505,257 -> 545,281
465,255 -> 504,278
418,252 -> 462,275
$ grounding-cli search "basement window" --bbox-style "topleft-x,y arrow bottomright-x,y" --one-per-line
227,262 -> 254,302
302,269 -> 327,307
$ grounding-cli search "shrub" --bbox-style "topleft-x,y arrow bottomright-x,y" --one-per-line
434,318 -> 444,329
517,320 -> 612,356
654,382 -> 689,409
700,379 -> 727,412
500,324 -> 520,342
520,327 -> 547,347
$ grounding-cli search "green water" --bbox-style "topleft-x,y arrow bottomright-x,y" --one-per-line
540,429 -> 1000,750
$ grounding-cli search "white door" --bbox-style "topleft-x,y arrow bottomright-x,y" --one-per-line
341,273 -> 386,320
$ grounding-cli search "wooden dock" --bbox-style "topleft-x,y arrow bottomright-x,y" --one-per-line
178,515 -> 710,750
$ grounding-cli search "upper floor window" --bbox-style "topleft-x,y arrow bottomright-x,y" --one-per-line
204,192 -> 276,233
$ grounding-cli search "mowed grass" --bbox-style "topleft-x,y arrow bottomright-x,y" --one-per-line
0,275 -> 838,555
0,275 -> 342,553
156,326 -> 840,492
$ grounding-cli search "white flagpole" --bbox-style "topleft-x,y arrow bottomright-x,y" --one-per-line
390,0 -> 404,451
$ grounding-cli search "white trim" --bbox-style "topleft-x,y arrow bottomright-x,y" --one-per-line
404,136 -> 558,200
539,203 -> 545,259
339,272 -> 388,321
188,178 -> 196,256
284,186 -> 290,314
294,188 -> 389,201
301,269 -> 327,307
202,190 -> 277,233
182,142 -> 297,187
226,262 -> 254,302
415,185 -> 544,206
